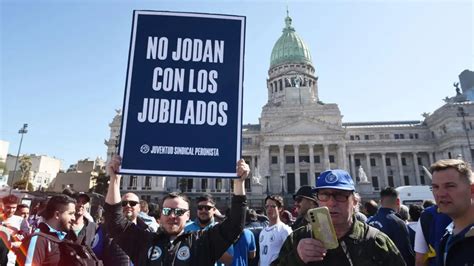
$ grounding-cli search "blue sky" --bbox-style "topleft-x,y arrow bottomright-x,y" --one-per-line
1,0 -> 473,169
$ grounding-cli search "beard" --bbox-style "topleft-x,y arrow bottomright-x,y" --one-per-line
198,217 -> 211,225
59,219 -> 72,232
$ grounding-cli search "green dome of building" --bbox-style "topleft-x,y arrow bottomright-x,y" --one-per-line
270,12 -> 312,68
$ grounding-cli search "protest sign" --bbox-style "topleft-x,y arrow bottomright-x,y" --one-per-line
119,10 -> 245,178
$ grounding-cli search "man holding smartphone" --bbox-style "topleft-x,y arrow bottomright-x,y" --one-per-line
274,169 -> 406,266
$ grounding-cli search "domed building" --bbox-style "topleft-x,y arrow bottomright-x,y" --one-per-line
105,12 -> 474,209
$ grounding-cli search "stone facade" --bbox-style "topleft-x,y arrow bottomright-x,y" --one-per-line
105,14 -> 474,209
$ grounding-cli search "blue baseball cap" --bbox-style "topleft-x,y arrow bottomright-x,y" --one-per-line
315,169 -> 355,191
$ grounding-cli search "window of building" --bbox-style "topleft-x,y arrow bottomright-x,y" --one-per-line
201,179 -> 208,190
145,176 -> 151,188
388,176 -> 394,187
355,135 -> 360,140
216,179 -> 222,190
364,135 -> 369,140
420,175 -> 425,185
186,179 -> 193,191
372,176 -> 379,190
417,157 -> 422,165
370,158 -> 376,167
287,173 -> 295,193
350,135 -> 355,140
300,156 -> 310,163
286,156 -> 295,164
271,156 -> 278,164
300,173 -> 308,186
329,155 -> 335,163
404,176 -> 410,185
394,134 -> 400,139
130,176 -> 137,187
402,157 -> 407,166
385,158 -> 391,166
448,152 -> 452,159
355,158 -> 361,167
400,134 -> 405,139
243,138 -> 252,145
314,156 -> 321,163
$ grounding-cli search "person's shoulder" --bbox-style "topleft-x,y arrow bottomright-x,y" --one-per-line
276,222 -> 292,232
184,221 -> 199,232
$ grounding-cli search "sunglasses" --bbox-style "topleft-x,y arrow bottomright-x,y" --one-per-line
121,200 -> 139,207
197,205 -> 214,211
162,207 -> 188,217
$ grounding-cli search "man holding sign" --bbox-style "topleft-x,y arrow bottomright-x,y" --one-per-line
104,155 -> 249,265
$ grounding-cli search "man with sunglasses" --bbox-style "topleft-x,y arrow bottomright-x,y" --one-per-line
292,186 -> 318,230
184,194 -> 233,265
93,192 -> 156,265
104,155 -> 249,265
274,169 -> 406,266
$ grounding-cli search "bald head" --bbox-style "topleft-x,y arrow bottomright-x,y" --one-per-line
122,192 -> 139,202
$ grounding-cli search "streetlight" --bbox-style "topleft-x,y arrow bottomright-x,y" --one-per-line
457,107 -> 472,159
11,123 -> 28,192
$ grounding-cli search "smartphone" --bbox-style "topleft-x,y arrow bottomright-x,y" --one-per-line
308,207 -> 339,249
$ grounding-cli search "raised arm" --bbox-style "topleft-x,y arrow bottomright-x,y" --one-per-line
105,155 -> 122,205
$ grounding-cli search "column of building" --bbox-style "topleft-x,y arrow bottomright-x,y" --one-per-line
294,145 -> 300,190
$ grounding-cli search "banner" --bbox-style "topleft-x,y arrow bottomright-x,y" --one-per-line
119,10 -> 245,178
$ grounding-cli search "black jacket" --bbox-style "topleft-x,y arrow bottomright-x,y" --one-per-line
367,207 -> 415,266
437,223 -> 474,266
94,217 -> 152,266
66,218 -> 97,247
104,195 -> 247,266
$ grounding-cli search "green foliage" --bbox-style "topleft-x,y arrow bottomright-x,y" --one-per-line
90,172 -> 109,196
19,155 -> 32,181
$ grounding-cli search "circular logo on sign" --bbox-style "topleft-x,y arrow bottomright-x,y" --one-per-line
148,246 -> 162,261
325,173 -> 338,183
177,246 -> 190,261
140,144 -> 150,154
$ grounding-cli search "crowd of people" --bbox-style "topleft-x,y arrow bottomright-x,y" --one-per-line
0,157 -> 472,265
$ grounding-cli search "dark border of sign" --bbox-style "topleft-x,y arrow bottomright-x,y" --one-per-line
117,10 -> 246,178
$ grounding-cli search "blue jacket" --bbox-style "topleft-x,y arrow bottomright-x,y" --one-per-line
368,207 -> 415,266
437,222 -> 474,266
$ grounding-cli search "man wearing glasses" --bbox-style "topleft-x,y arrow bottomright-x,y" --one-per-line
93,192 -> 156,265
184,194 -> 233,265
292,186 -> 318,230
274,169 -> 406,266
104,155 -> 249,265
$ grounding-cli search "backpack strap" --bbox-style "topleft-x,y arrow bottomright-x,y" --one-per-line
420,208 -> 434,245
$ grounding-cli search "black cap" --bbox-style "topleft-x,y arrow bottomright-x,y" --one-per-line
75,192 -> 90,203
293,185 -> 316,201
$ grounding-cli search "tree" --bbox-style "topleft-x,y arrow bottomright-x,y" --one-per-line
13,179 -> 34,191
89,172 -> 109,196
19,155 -> 32,181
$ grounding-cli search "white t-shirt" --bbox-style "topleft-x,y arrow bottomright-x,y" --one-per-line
259,222 -> 292,266
414,220 -> 428,253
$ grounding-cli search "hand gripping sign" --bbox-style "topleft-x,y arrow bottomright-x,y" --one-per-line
119,10 -> 245,178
